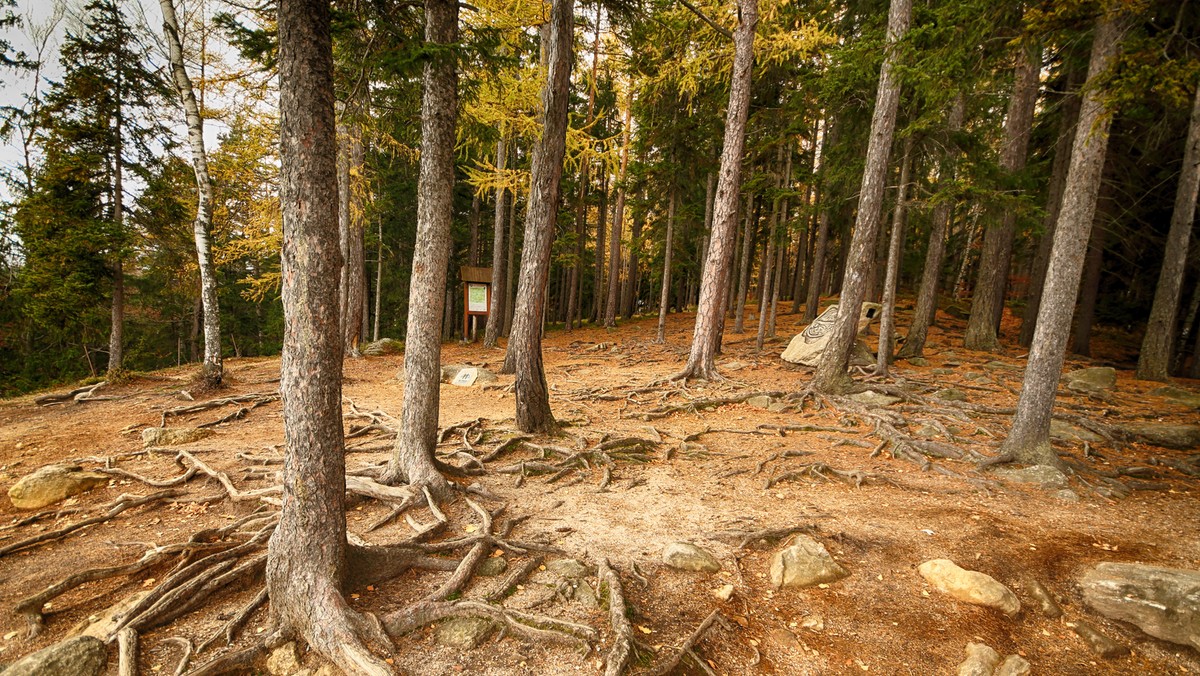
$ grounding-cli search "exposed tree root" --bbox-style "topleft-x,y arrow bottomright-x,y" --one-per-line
382,599 -> 596,649
184,638 -> 275,676
177,451 -> 281,503
159,393 -> 279,426
598,558 -> 634,676
0,489 -> 183,560
765,462 -> 891,489
34,381 -> 109,406
118,627 -> 138,676
195,588 -> 267,654
709,525 -> 818,550
486,555 -> 544,602
623,391 -> 786,421
163,636 -> 194,676
650,609 -> 727,676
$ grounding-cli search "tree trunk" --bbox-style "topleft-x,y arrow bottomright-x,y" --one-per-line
1019,65 -> 1083,347
373,216 -> 383,341
655,186 -> 677,343
1137,79 -> 1200,380
340,125 -> 366,357
897,94 -> 964,359
803,117 -> 837,323
504,185 -> 517,336
674,0 -> 758,380
964,43 -> 1041,351
999,9 -> 1124,468
108,257 -> 124,375
622,201 -> 644,318
507,0 -> 573,433
484,138 -> 509,348
592,169 -> 607,322
160,0 -> 222,384
267,0 -> 391,672
468,193 -> 481,266
604,95 -> 631,327
812,0 -> 910,393
757,147 -> 786,350
1071,213 -> 1107,356
734,193 -> 756,333
381,0 -> 459,491
698,170 -> 715,282
876,136 -> 912,376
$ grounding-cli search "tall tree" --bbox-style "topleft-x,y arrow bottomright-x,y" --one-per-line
505,0 -> 574,433
604,95 -> 631,327
1137,79 -> 1200,380
655,184 -> 677,343
383,0 -> 459,489
994,8 -> 1125,468
159,0 -> 223,385
875,134 -> 912,375
812,0 -> 911,393
673,0 -> 758,381
484,137 -> 509,348
963,42 -> 1041,351
266,0 -> 391,671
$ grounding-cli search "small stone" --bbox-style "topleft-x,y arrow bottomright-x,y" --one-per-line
770,535 -> 848,589
1052,489 -> 1080,502
1064,366 -> 1117,393
267,642 -> 301,676
906,357 -> 930,367
476,557 -> 508,577
1080,562 -> 1200,650
746,395 -> 773,409
1026,579 -> 1063,619
931,368 -> 956,376
573,580 -> 601,609
917,559 -> 1020,618
1071,620 -> 1129,658
140,427 -> 213,448
544,558 -> 590,579
995,654 -> 1032,676
848,390 -> 902,407
934,388 -> 967,402
713,584 -> 734,602
991,464 -> 1069,489
3,636 -> 106,676
956,642 -> 999,676
435,617 -> 495,649
767,402 -> 789,413
9,464 -> 109,510
914,423 -> 941,439
662,543 -> 721,573
799,614 -> 824,631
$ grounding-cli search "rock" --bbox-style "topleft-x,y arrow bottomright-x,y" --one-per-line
360,338 -> 403,356
935,388 -> 967,402
1150,385 -> 1200,409
1080,562 -> 1200,650
955,642 -> 1000,676
1071,620 -> 1129,658
914,423 -> 941,439
944,304 -> 970,319
8,464 -> 109,510
1118,422 -> 1200,450
1026,579 -> 1062,619
746,395 -> 773,409
70,591 -> 152,639
440,364 -> 498,387
906,357 -> 930,367
781,303 -> 881,366
848,390 -> 901,407
769,535 -> 849,589
1052,489 -> 1080,502
799,614 -> 824,631
931,368 -> 956,376
508,584 -> 556,610
917,559 -> 1020,618
1049,419 -> 1105,443
3,635 -> 106,676
435,617 -> 494,649
991,464 -> 1069,489
995,654 -> 1031,676
663,543 -> 721,573
477,557 -> 508,577
767,402 -> 789,413
267,642 -> 302,676
572,580 -> 600,609
545,558 -> 590,579
713,584 -> 734,601
1064,366 -> 1117,393
140,426 -> 213,448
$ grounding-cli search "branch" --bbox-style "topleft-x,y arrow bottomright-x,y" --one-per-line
677,0 -> 732,40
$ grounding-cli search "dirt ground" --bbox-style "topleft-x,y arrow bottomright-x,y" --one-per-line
0,303 -> 1198,675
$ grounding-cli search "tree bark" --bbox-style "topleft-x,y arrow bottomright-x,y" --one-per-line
812,0 -> 910,393
1070,215 -> 1106,357
268,0 -> 391,672
655,186 -> 677,343
876,135 -> 912,376
592,168 -> 607,322
504,183 -> 517,336
674,0 -> 758,380
160,0 -> 222,384
999,9 -> 1124,468
1137,78 -> 1200,380
382,0 -> 458,491
373,216 -> 383,341
339,123 -> 367,357
604,95 -> 631,327
734,194 -> 756,333
803,117 -> 836,323
468,193 -> 481,266
897,93 -> 964,359
963,43 -> 1041,351
507,0 -> 573,433
484,137 -> 509,348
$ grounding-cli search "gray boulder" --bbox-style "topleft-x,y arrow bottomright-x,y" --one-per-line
769,535 -> 848,589
995,654 -> 1031,676
361,338 -> 403,356
991,464 -> 1069,490
4,635 -> 106,676
1049,420 -> 1105,444
781,303 -> 880,366
1064,366 -> 1117,393
848,390 -> 902,407
545,558 -> 589,579
141,426 -> 213,448
1080,562 -> 1200,650
8,464 -> 109,510
1117,422 -> 1200,450
918,559 -> 1020,618
746,395 -> 773,409
935,388 -> 968,402
435,617 -> 495,649
440,364 -> 498,387
1150,386 -> 1200,409
663,543 -> 721,573
956,642 -> 999,676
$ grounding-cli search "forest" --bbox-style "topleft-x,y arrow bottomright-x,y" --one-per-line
0,0 -> 1198,674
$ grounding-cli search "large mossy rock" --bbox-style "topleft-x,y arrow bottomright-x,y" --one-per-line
1117,422 -> 1200,450
4,636 -> 106,676
8,464 -> 108,510
1064,366 -> 1117,393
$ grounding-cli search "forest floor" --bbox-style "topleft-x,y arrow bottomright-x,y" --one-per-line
0,301 -> 1198,675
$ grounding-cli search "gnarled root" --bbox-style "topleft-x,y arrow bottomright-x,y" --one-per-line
598,558 -> 634,676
